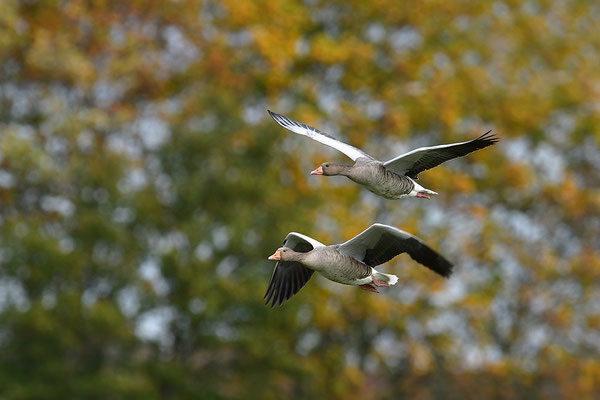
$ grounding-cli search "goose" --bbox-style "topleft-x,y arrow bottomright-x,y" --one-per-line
268,110 -> 498,200
265,223 -> 453,307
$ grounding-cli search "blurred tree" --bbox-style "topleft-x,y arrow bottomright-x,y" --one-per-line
0,0 -> 599,398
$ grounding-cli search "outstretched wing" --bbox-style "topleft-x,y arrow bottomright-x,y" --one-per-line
264,232 -> 325,307
338,224 -> 453,277
268,110 -> 374,161
383,131 -> 498,178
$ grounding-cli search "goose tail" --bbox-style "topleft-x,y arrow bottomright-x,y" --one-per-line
372,271 -> 398,286
420,188 -> 438,196
411,180 -> 438,199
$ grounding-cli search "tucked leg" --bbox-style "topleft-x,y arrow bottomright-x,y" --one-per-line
359,284 -> 379,293
371,276 -> 391,287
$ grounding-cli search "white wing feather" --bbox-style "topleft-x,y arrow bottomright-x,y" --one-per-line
284,232 -> 326,249
268,110 -> 374,162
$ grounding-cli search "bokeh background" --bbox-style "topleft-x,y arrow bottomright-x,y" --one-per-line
1,0 -> 600,398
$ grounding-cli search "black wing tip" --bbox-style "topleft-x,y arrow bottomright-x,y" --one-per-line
436,260 -> 454,278
267,109 -> 295,129
263,285 -> 279,308
265,296 -> 280,308
404,236 -> 455,278
475,130 -> 500,146
265,298 -> 280,308
264,288 -> 275,306
267,109 -> 283,121
264,291 -> 291,308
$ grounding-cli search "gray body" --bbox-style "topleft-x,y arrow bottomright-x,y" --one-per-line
345,158 -> 415,200
301,246 -> 373,285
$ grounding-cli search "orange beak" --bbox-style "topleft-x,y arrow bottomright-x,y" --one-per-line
310,166 -> 324,175
268,251 -> 281,261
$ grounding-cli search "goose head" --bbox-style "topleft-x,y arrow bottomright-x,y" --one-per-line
310,162 -> 346,176
268,247 -> 303,262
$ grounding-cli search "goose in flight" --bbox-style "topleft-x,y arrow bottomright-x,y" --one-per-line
268,110 -> 498,200
265,223 -> 453,307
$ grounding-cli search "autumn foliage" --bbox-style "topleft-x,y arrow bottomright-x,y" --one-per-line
0,0 -> 599,398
